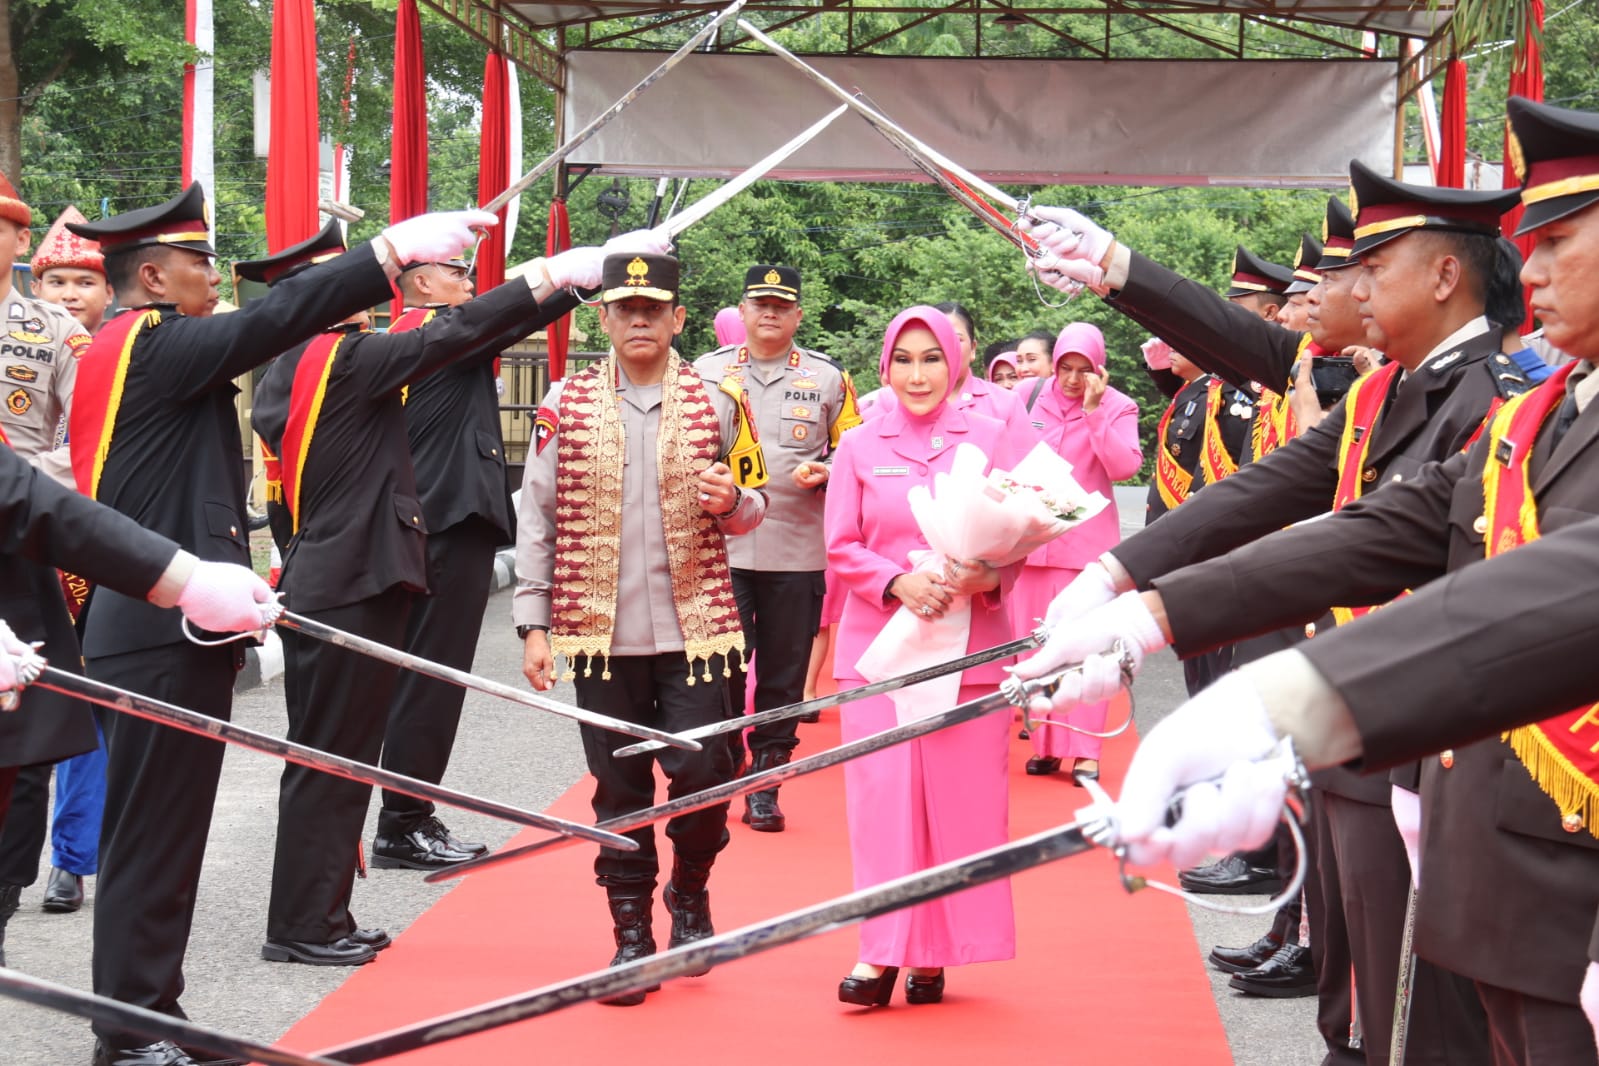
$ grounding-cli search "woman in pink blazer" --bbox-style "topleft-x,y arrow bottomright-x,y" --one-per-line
824,306 -> 1022,1008
1013,322 -> 1143,780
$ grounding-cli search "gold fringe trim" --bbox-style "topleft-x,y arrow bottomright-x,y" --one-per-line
265,480 -> 283,504
682,635 -> 746,685
1503,725 -> 1599,840
549,637 -> 613,682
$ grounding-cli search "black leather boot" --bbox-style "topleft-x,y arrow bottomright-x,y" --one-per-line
601,887 -> 659,1006
742,749 -> 789,832
0,883 -> 20,966
664,853 -> 715,976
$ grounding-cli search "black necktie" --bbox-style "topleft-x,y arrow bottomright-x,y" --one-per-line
1550,392 -> 1581,451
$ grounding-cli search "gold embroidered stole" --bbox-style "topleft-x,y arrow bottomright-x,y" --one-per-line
551,352 -> 745,682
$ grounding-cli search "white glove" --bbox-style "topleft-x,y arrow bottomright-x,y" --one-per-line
602,228 -> 674,258
1390,784 -> 1422,889
1142,337 -> 1174,372
1018,205 -> 1115,267
1040,563 -> 1121,630
1023,651 -> 1126,718
1112,671 -> 1288,867
0,620 -> 30,699
1581,961 -> 1599,1054
176,560 -> 281,633
1012,590 -> 1165,686
381,209 -> 498,266
1029,251 -> 1105,293
542,246 -> 606,290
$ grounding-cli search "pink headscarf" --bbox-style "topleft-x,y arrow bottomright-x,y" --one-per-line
714,306 -> 746,347
880,305 -> 962,410
986,350 -> 1019,382
1052,322 -> 1106,374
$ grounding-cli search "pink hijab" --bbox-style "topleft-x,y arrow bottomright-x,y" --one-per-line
880,305 -> 962,414
1050,322 -> 1107,408
714,306 -> 746,347
986,350 -> 1019,383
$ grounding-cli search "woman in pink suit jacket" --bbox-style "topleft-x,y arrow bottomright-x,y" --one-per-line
824,306 -> 1022,1008
1013,322 -> 1142,780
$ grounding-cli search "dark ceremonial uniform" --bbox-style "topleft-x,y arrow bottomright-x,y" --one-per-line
1159,359 -> 1599,1062
63,185 -> 398,1045
248,226 -> 565,950
1113,166 -> 1531,1066
1144,372 -> 1252,524
375,286 -> 582,852
692,265 -> 862,826
0,437 -> 183,822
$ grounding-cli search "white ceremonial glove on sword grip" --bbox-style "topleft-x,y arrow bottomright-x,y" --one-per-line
1111,672 -> 1290,868
381,209 -> 499,265
542,229 -> 675,290
176,560 -> 281,633
0,619 -> 39,703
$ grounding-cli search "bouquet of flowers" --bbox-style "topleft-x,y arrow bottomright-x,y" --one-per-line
855,441 -> 1108,724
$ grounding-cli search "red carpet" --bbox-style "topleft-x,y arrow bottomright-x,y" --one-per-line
283,693 -> 1232,1064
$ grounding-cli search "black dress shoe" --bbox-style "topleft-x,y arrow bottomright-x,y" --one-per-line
1177,854 -> 1281,896
372,817 -> 479,870
261,935 -> 376,966
92,1040 -> 197,1066
1025,756 -> 1061,776
1209,932 -> 1283,974
428,817 -> 488,857
904,970 -> 945,1004
42,866 -> 84,912
1228,943 -> 1316,998
348,926 -> 392,952
838,966 -> 900,1007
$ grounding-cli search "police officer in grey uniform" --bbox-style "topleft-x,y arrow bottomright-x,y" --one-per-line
0,172 -> 91,487
693,265 -> 862,832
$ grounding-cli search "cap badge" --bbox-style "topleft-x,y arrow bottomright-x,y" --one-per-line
764,268 -> 782,284
626,256 -> 649,286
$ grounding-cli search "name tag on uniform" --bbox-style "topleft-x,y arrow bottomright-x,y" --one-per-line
872,465 -> 910,477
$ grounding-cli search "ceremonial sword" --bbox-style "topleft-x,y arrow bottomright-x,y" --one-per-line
326,748 -> 1312,1062
28,662 -> 636,851
736,21 -> 1046,258
430,660 -> 1080,883
268,611 -> 700,752
0,968 -> 339,1066
478,0 -> 749,217
612,628 -> 1045,757
649,103 -> 849,241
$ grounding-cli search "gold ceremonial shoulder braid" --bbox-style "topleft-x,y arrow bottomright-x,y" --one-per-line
550,351 -> 746,684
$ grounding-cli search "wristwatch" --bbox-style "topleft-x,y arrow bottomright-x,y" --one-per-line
516,624 -> 548,640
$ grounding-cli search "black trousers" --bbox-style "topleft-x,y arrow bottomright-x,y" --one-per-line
0,766 -> 16,829
270,587 -> 411,943
378,518 -> 500,834
575,653 -> 735,888
729,569 -> 826,756
1313,790 -> 1490,1066
1475,981 -> 1598,1066
1305,793 -> 1361,1065
0,761 -> 48,886
89,640 -> 239,1048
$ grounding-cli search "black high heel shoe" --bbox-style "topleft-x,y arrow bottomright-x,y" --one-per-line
838,965 -> 900,1006
905,969 -> 945,1004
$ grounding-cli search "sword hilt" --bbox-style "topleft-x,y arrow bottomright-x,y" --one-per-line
1,642 -> 47,711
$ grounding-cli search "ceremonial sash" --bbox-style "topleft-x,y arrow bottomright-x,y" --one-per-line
1199,378 -> 1240,486
259,437 -> 284,506
69,309 -> 161,498
1479,362 -> 1599,838
829,370 -> 863,448
1153,397 -> 1192,511
387,306 -> 436,405
278,332 -> 349,534
1325,361 -> 1404,625
1249,386 -> 1295,460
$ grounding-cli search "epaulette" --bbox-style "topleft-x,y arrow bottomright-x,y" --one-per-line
796,346 -> 846,372
1484,350 -> 1534,400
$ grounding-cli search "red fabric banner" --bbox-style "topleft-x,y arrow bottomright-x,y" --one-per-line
477,50 -> 511,293
391,0 -> 428,225
545,198 -> 572,380
1504,0 -> 1545,327
1437,57 -> 1467,189
266,0 -> 320,253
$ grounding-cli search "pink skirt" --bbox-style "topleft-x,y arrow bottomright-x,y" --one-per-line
838,681 -> 1015,968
